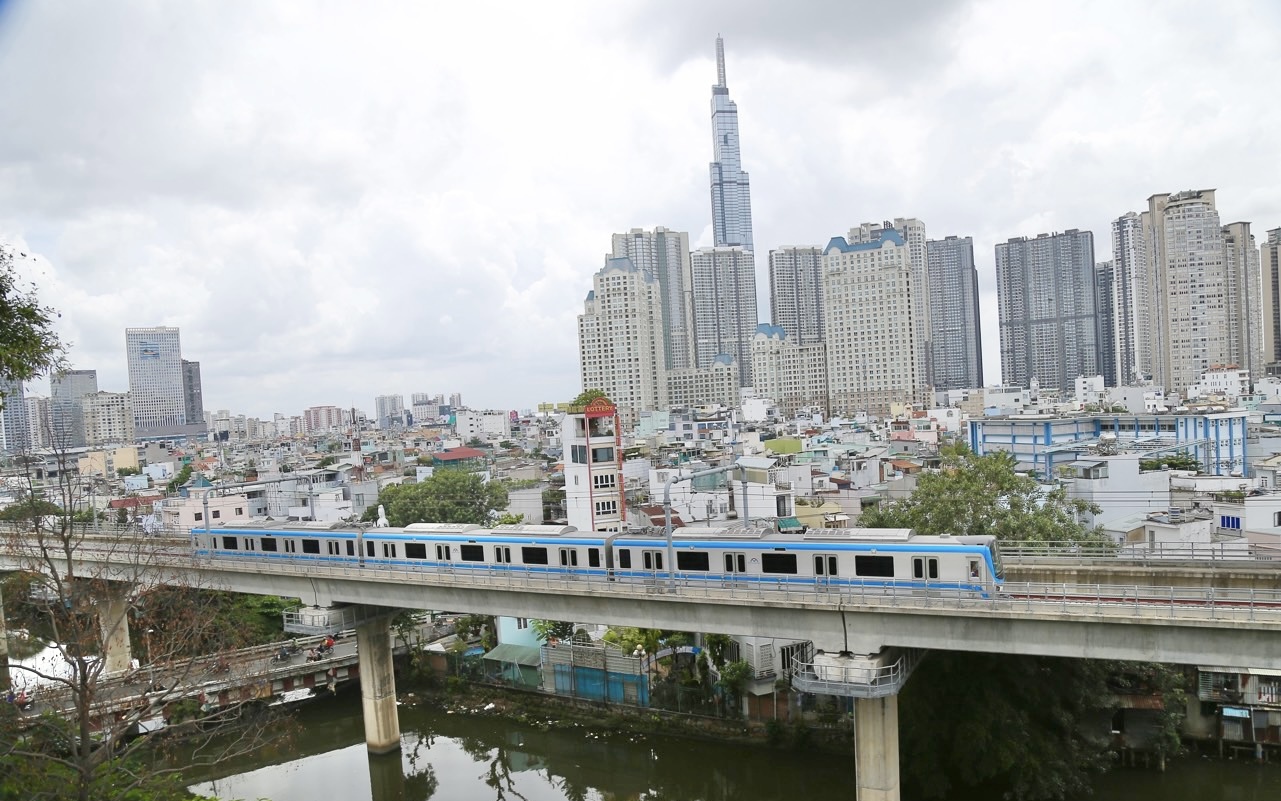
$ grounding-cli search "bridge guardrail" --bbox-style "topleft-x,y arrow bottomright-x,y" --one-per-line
1001,539 -> 1281,566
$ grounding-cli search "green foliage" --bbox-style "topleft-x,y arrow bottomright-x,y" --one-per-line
316,455 -> 337,468
113,466 -> 141,477
703,633 -> 732,668
0,497 -> 61,521
570,388 -> 607,408
1139,453 -> 1201,472
492,512 -> 523,525
859,450 -> 1105,543
0,247 -> 65,383
367,471 -> 509,526
531,619 -> 575,642
165,464 -> 193,494
715,659 -> 754,701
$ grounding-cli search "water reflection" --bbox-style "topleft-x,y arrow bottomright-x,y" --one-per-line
185,690 -> 1281,801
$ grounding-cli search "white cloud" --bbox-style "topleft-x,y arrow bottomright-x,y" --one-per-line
1,0 -> 1278,417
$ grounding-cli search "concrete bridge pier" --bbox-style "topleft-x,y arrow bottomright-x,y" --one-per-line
97,591 -> 133,675
356,615 -> 401,754
855,694 -> 900,801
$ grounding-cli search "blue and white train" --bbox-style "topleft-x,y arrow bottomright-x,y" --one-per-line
192,521 -> 1004,595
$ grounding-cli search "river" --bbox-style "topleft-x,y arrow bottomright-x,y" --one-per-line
181,689 -> 1281,801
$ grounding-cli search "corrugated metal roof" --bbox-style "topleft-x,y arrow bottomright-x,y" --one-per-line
483,643 -> 542,667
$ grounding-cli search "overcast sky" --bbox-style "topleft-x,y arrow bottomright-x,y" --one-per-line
2,0 -> 1279,418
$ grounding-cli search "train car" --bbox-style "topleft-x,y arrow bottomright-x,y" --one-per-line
193,521 -> 1002,595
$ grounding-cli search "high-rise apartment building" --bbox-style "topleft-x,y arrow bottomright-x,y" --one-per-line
1142,190 -> 1261,392
50,369 -> 97,448
181,360 -> 204,427
126,327 -> 205,439
1222,220 -> 1263,378
1094,261 -> 1118,387
0,378 -> 30,454
611,227 -> 694,370
849,219 -> 931,397
411,393 -> 445,423
303,405 -> 349,433
666,356 -> 741,410
688,246 -> 758,386
1109,212 -> 1150,384
449,393 -> 462,409
708,36 -> 753,251
24,395 -> 51,449
577,257 -> 667,429
374,395 -> 405,429
995,230 -> 1099,392
925,235 -> 983,390
751,324 -> 829,416
768,246 -> 824,345
822,229 -> 924,417
83,391 -> 134,447
1264,229 -> 1281,370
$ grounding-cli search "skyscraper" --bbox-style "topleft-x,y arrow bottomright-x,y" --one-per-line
374,395 -> 405,429
577,257 -> 667,429
768,246 -> 824,345
995,230 -> 1099,392
849,219 -> 932,398
1094,261 -> 1118,387
708,36 -> 753,251
1264,228 -> 1281,371
822,229 -> 924,417
126,326 -> 205,439
1222,220 -> 1263,379
50,368 -> 97,448
181,360 -> 204,428
925,235 -> 983,390
0,377 -> 31,454
611,227 -> 694,370
688,246 -> 759,386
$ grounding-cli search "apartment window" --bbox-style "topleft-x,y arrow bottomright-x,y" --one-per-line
595,500 -> 618,517
211,510 -> 221,519
194,512 -> 203,522
235,507 -> 244,515
516,618 -> 529,630
593,473 -> 617,490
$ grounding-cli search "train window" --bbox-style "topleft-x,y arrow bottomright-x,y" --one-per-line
430,544 -> 449,561
642,551 -> 663,571
618,549 -> 632,569
302,539 -> 320,555
677,551 -> 710,572
327,541 -> 342,556
346,541 -> 355,557
912,557 -> 938,580
855,555 -> 895,578
522,546 -> 549,565
559,548 -> 578,567
366,541 -> 375,557
284,540 -> 297,554
587,548 -> 600,568
405,543 -> 427,560
460,544 -> 485,562
724,553 -> 746,573
495,546 -> 512,563
221,536 -> 238,550
382,543 -> 396,558
244,538 -> 256,551
814,555 -> 838,576
928,558 -> 939,579
761,553 -> 798,574
261,537 -> 278,552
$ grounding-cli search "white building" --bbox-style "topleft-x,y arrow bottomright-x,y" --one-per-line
822,228 -> 924,417
303,405 -> 348,433
1187,366 -> 1251,401
1104,385 -> 1170,414
562,400 -> 625,533
611,227 -> 693,372
1060,452 -> 1171,528
1074,375 -> 1106,406
848,219 -> 930,401
750,324 -> 828,417
577,256 -> 667,430
82,391 -> 135,447
125,326 -> 204,438
454,408 -> 512,441
665,357 -> 741,411
768,246 -> 824,346
374,394 -> 405,429
24,395 -> 51,449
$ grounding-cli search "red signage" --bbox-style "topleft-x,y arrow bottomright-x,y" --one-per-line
583,397 -> 617,419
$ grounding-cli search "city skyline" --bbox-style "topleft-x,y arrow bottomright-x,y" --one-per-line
1,2 -> 1279,416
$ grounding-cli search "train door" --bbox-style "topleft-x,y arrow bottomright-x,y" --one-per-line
813,554 -> 839,587
723,551 -> 747,585
435,543 -> 454,571
911,556 -> 940,585
640,549 -> 664,577
558,547 -> 580,577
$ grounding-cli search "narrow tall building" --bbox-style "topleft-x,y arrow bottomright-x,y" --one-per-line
611,227 -> 694,370
126,327 -> 204,439
822,229 -> 923,417
849,219 -> 931,397
1094,261 -> 1118,387
708,36 -> 753,251
1142,190 -> 1247,393
83,391 -> 134,447
689,246 -> 758,386
181,360 -> 203,428
995,230 -> 1099,392
925,235 -> 983,390
768,246 -> 824,345
1222,221 -> 1263,378
374,395 -> 405,429
1109,212 -> 1150,384
50,368 -> 97,448
1264,228 -> 1281,371
577,257 -> 667,429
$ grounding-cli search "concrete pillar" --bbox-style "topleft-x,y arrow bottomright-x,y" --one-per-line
97,593 -> 133,675
356,616 -> 400,754
855,695 -> 900,801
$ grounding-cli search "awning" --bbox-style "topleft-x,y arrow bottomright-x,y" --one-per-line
482,643 -> 542,667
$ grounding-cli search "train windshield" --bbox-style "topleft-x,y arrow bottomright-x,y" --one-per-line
990,540 -> 1005,580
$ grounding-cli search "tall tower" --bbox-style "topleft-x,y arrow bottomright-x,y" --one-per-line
611,227 -> 694,370
849,219 -> 932,398
688,246 -> 758,386
925,235 -> 983,390
1222,221 -> 1263,379
1094,261 -> 1118,387
181,360 -> 204,428
708,36 -> 754,251
50,369 -> 98,448
1264,228 -> 1281,371
0,377 -> 30,454
995,230 -> 1099,392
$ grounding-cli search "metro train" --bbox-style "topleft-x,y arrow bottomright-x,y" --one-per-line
192,521 -> 1005,595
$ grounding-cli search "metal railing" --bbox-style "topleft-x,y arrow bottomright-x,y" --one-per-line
1002,540 -> 1281,565
789,648 -> 923,699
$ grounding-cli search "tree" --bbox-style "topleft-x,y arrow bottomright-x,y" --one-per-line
570,389 -> 607,408
0,245 -> 64,383
715,659 -> 754,710
531,620 -> 575,643
367,471 -> 509,527
861,445 -> 1180,800
492,512 -> 523,525
113,466 -> 140,478
0,497 -> 62,522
